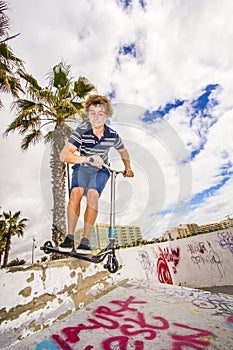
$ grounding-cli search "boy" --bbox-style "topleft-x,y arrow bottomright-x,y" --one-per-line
59,94 -> 134,252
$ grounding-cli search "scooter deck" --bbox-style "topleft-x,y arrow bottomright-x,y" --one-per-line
40,244 -> 110,263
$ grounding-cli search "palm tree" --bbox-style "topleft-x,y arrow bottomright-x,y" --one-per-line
4,61 -> 95,245
1,210 -> 28,268
0,217 -> 7,265
0,1 -> 24,108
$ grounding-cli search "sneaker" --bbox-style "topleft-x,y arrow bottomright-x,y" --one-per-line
59,235 -> 74,252
76,237 -> 91,254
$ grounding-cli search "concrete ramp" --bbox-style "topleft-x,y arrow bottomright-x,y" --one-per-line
8,279 -> 233,350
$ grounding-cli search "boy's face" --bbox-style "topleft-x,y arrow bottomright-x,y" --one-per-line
88,104 -> 108,128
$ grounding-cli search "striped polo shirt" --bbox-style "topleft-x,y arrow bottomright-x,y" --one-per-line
68,122 -> 125,164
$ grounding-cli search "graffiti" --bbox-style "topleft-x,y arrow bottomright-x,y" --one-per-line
137,250 -> 156,277
156,246 -> 180,284
163,247 -> 180,273
218,231 -> 233,254
137,246 -> 180,284
226,315 -> 233,329
157,247 -> 174,284
171,323 -> 213,348
192,292 -> 233,316
187,242 -> 207,255
187,241 -> 224,277
124,281 -> 233,319
34,340 -> 59,350
35,295 -> 214,350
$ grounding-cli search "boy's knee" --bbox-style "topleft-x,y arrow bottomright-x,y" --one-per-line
87,189 -> 99,205
69,187 -> 83,204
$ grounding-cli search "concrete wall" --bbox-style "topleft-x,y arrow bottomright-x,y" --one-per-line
120,228 -> 233,288
1,228 -> 233,347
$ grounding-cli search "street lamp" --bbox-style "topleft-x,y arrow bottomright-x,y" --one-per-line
32,236 -> 36,264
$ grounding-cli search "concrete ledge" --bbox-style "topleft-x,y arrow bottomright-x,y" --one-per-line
0,257 -> 126,347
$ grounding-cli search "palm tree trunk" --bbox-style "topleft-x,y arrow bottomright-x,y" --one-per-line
3,232 -> 11,267
50,123 -> 67,246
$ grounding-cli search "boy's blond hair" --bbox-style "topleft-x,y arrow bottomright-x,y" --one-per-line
84,94 -> 113,117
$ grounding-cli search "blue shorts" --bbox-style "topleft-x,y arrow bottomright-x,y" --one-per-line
71,164 -> 110,196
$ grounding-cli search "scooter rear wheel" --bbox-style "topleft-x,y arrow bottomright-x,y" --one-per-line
43,241 -> 53,254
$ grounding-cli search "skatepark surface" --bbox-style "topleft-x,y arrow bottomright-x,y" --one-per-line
2,229 -> 233,350
7,279 -> 233,350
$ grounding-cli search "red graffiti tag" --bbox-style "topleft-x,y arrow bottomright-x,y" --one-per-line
172,323 -> 213,348
163,247 -> 180,273
102,336 -> 143,350
157,247 -> 173,284
226,315 -> 233,329
47,295 -> 213,350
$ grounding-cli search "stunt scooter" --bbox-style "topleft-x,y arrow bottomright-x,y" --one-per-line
40,162 -> 125,273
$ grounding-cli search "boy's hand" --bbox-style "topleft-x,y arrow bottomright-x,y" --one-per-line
124,168 -> 134,177
86,155 -> 104,168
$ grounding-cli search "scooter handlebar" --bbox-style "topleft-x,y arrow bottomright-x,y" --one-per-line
103,163 -> 126,175
88,157 -> 125,175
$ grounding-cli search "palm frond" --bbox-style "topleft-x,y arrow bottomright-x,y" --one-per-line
0,72 -> 12,92
57,83 -> 71,100
0,33 -> 20,43
5,74 -> 24,95
3,211 -> 10,220
44,130 -> 54,144
12,99 -> 48,120
0,43 -> 23,67
21,129 -> 43,150
4,115 -> 28,135
21,117 -> 41,134
74,76 -> 95,98
0,1 -> 8,13
38,88 -> 55,103
12,210 -> 21,220
4,113 -> 41,136
13,98 -> 37,111
0,61 -> 11,74
47,60 -> 71,89
0,1 -> 9,40
70,101 -> 83,111
55,99 -> 80,121
17,69 -> 42,90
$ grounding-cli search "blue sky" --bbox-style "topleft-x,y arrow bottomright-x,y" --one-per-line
1,0 -> 233,261
139,83 -> 232,213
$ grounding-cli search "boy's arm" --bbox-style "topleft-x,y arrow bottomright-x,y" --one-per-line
60,142 -> 86,164
118,148 -> 134,177
60,142 -> 103,168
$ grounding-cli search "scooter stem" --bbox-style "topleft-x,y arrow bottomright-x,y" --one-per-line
109,170 -> 116,238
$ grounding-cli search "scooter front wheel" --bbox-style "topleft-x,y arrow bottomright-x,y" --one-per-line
105,257 -> 119,273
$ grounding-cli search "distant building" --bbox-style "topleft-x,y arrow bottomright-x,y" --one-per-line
162,219 -> 233,241
163,223 -> 199,240
75,223 -> 142,250
198,220 -> 233,234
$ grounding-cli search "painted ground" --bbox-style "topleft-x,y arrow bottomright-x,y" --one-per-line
7,279 -> 233,350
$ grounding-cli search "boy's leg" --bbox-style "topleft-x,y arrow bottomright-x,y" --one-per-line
60,187 -> 84,251
84,189 -> 99,239
77,168 -> 110,252
67,187 -> 84,234
77,189 -> 99,251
